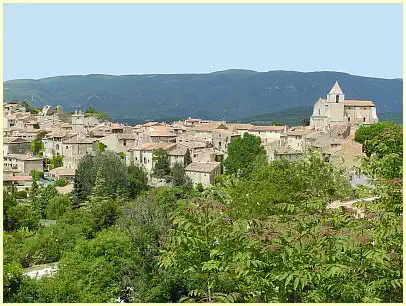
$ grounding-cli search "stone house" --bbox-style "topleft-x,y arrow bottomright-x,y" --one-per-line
71,110 -> 85,132
226,123 -> 255,134
11,129 -> 40,141
98,133 -> 137,155
212,129 -> 240,154
3,137 -> 31,156
185,162 -> 222,188
61,137 -> 97,169
177,141 -> 208,157
192,148 -> 223,163
246,125 -> 287,141
111,123 -> 125,134
167,146 -> 188,167
49,167 -> 76,182
267,146 -> 303,161
145,126 -> 177,143
192,123 -> 228,144
3,175 -> 33,191
126,142 -> 176,179
3,154 -> 44,175
42,131 -> 75,158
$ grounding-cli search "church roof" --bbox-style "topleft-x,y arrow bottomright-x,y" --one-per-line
344,100 -> 375,107
328,81 -> 344,95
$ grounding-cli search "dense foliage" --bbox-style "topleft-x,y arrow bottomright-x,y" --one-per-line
223,133 -> 266,176
152,148 -> 171,179
3,123 -> 403,303
30,131 -> 47,156
85,105 -> 108,120
72,151 -> 128,208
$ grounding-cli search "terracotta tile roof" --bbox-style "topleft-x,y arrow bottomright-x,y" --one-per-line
248,125 -> 286,132
49,167 -> 76,176
143,121 -> 160,127
287,130 -> 309,136
4,153 -> 43,161
3,137 -> 30,144
193,123 -> 228,132
168,146 -> 188,156
118,134 -> 136,140
185,161 -> 221,173
3,175 -> 33,182
149,126 -> 176,137
178,141 -> 207,149
320,98 -> 375,107
226,123 -> 254,130
344,100 -> 375,107
63,137 -> 96,144
134,142 -> 176,151
111,123 -> 124,129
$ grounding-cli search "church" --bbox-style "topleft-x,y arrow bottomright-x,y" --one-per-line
310,81 -> 379,127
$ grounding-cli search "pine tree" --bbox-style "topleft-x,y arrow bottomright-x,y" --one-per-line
184,148 -> 192,166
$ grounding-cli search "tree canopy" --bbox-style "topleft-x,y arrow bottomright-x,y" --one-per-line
223,132 -> 266,176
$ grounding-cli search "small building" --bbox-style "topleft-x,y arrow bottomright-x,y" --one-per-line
167,146 -> 188,166
185,162 -> 222,188
3,175 -> 33,191
212,129 -> 240,154
267,146 -> 303,161
127,142 -> 177,179
49,167 -> 76,182
61,136 -> 97,169
3,137 -> 31,155
3,154 -> 44,175
246,125 -> 287,141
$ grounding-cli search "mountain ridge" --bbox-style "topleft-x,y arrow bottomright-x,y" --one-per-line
4,70 -> 402,123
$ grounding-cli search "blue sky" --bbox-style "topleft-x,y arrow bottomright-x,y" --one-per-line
3,3 -> 403,80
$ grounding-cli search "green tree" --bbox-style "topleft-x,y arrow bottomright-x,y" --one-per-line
30,170 -> 44,182
354,122 -> 397,156
223,133 -> 266,176
184,149 -> 192,166
72,151 -> 128,208
152,148 -> 171,178
96,142 -> 107,152
172,162 -> 186,186
30,131 -> 47,156
47,152 -> 64,169
127,165 -> 148,199
55,179 -> 68,187
4,189 -> 40,232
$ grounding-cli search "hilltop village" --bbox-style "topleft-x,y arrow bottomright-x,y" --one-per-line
3,82 -> 378,192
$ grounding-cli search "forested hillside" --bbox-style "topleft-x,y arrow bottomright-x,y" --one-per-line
4,70 -> 402,123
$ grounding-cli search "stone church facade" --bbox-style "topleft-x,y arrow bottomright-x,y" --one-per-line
310,81 -> 379,127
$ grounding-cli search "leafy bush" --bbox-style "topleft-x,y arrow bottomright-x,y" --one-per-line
55,179 -> 68,187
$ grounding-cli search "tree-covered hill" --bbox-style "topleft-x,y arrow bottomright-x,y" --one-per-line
4,70 -> 402,123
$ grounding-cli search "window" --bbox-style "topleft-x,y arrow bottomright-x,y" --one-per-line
336,95 -> 339,103
348,117 -> 350,122
123,140 -> 127,146
363,117 -> 366,123
144,157 -> 147,164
